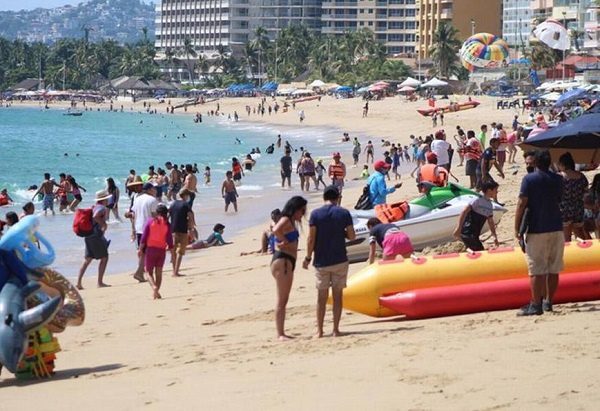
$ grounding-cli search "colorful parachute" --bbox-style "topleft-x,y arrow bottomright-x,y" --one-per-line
460,33 -> 509,72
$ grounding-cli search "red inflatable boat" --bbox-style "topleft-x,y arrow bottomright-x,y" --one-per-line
379,271 -> 600,319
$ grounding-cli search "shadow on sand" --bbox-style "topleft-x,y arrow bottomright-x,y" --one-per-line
0,363 -> 125,387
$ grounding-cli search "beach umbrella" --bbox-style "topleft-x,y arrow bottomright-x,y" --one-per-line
422,78 -> 448,88
520,110 -> 600,163
356,86 -> 370,94
459,33 -> 509,72
398,85 -> 415,92
308,79 -> 325,88
335,86 -> 353,93
554,88 -> 588,107
400,77 -> 421,87
533,19 -> 569,51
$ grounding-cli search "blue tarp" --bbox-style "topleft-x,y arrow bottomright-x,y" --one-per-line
554,88 -> 588,107
335,86 -> 353,92
261,81 -> 278,91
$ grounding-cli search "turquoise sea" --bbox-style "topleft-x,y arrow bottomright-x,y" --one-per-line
0,105 -> 351,276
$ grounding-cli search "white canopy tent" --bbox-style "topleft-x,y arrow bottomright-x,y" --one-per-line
308,79 -> 325,88
399,77 -> 422,87
422,77 -> 448,88
291,89 -> 315,96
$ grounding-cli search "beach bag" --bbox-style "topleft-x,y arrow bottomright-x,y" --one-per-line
73,208 -> 94,237
354,184 -> 373,210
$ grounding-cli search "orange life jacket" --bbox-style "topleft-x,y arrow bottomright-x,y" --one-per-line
375,201 -> 409,224
419,164 -> 448,187
0,195 -> 8,206
232,163 -> 242,175
329,163 -> 345,180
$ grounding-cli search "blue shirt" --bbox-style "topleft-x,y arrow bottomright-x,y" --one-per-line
519,170 -> 563,233
309,204 -> 353,267
367,171 -> 396,206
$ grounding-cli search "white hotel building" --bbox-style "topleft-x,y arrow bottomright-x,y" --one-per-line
154,0 -> 323,58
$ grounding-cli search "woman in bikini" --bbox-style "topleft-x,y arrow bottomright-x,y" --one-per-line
270,196 -> 307,341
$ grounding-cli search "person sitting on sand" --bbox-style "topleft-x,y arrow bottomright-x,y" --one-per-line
188,223 -> 231,250
453,180 -> 500,252
240,208 -> 282,256
139,204 -> 173,299
366,218 -> 414,264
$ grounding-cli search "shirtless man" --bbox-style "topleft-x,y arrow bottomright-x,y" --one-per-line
166,162 -> 182,201
58,173 -> 72,212
221,171 -> 239,212
32,173 -> 59,216
182,164 -> 198,207
125,169 -> 136,198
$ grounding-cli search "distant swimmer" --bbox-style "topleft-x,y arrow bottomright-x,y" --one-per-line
64,153 -> 69,157
235,138 -> 242,144
266,144 -> 275,154
182,133 -> 187,138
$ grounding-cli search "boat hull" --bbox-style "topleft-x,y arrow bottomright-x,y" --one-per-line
417,101 -> 480,117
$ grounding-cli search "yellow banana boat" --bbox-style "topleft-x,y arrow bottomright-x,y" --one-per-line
342,241 -> 600,317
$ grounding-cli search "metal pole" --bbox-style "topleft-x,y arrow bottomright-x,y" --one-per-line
562,11 -> 566,81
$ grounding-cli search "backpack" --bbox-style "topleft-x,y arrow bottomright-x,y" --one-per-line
354,184 -> 373,210
73,208 -> 94,237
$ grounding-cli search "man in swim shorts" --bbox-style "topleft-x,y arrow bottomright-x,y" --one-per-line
222,171 -> 239,212
169,188 -> 195,277
32,173 -> 59,216
303,186 -> 356,337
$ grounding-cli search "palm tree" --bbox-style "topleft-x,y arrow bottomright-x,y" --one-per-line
164,47 -> 177,80
250,26 -> 270,85
182,37 -> 197,85
429,22 -> 461,79
523,41 -> 559,70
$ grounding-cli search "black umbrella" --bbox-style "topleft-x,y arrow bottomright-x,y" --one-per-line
520,107 -> 600,163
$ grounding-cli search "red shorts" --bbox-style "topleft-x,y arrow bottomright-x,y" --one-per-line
382,231 -> 413,258
145,247 -> 166,271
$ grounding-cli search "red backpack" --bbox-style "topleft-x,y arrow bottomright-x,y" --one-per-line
73,208 -> 94,237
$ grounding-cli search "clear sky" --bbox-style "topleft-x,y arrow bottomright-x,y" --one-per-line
0,0 -> 158,11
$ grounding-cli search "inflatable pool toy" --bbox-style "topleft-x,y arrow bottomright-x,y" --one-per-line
416,100 -> 480,117
38,268 -> 85,333
342,241 -> 600,317
0,216 -> 83,377
379,271 -> 600,319
459,33 -> 509,72
0,215 -> 55,269
0,276 -> 61,373
15,327 -> 61,379
347,183 -> 506,262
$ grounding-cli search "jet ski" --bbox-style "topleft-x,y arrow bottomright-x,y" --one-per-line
346,183 -> 507,263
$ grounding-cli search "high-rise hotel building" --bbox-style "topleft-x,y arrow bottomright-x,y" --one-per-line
155,0 -> 323,58
321,0 -> 418,55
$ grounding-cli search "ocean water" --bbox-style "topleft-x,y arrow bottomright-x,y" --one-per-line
0,106 -> 351,277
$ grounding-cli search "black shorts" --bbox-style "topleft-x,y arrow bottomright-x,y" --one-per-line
233,173 -> 242,181
465,159 -> 478,176
281,170 -> 291,178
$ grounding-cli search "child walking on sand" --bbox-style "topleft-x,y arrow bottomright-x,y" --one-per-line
222,171 -> 239,212
139,204 -> 174,299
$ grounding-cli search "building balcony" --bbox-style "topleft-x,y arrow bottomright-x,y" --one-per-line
322,2 -> 359,8
440,10 -> 452,19
321,26 -> 357,34
322,14 -> 359,20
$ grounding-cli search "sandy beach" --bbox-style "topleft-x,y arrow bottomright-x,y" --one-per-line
2,95 -> 599,409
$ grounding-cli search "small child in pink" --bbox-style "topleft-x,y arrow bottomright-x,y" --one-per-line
139,204 -> 174,299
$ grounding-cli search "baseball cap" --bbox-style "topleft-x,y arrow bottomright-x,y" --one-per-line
374,160 -> 391,170
426,152 -> 438,163
142,182 -> 155,191
435,130 -> 446,139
